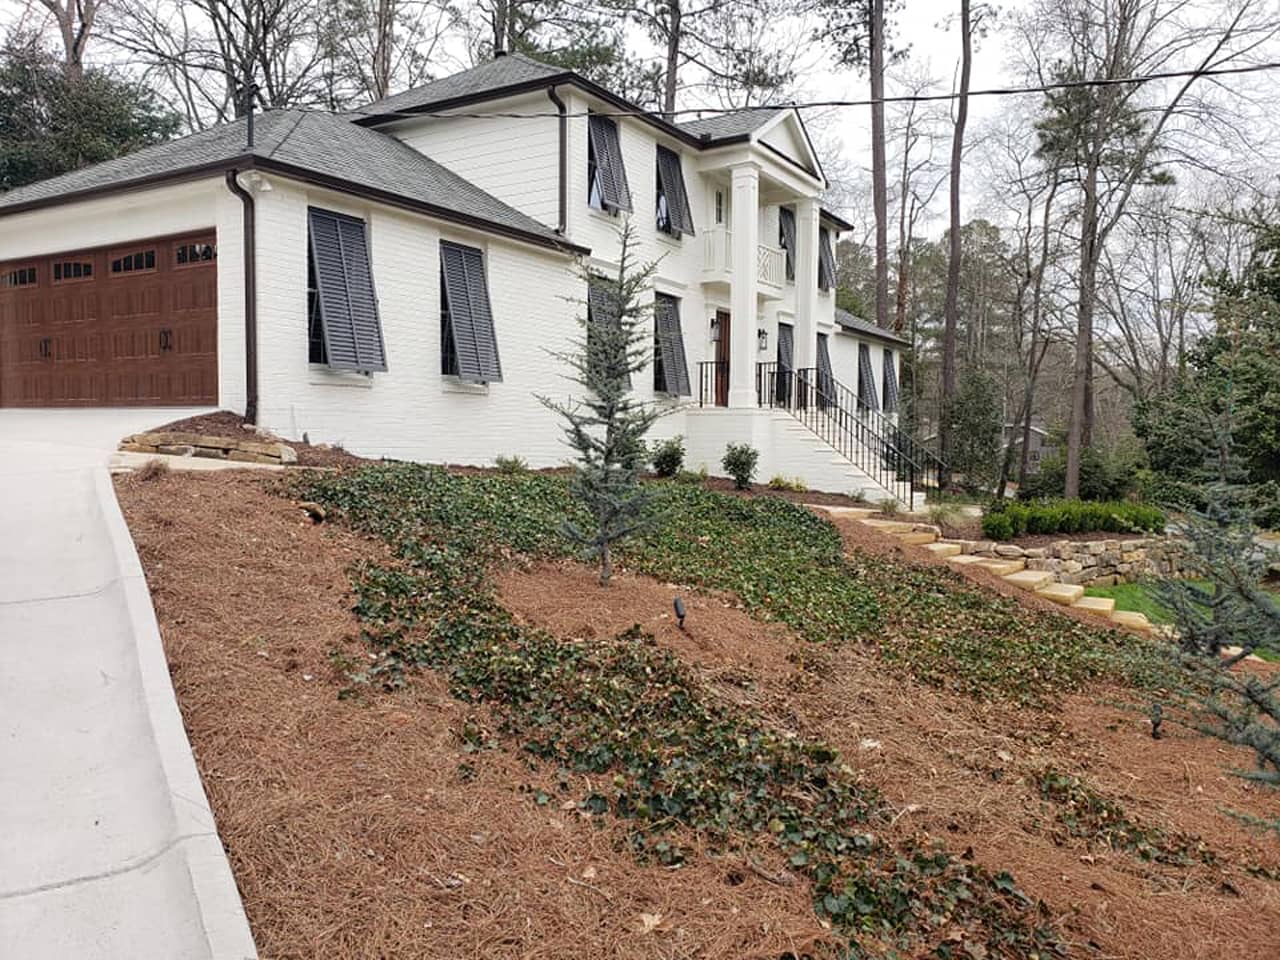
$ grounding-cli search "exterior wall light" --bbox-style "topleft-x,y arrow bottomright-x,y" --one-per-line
709,315 -> 721,342
757,328 -> 769,351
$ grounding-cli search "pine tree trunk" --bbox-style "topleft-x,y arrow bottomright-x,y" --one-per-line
870,0 -> 889,331
939,0 -> 971,489
663,0 -> 682,115
1066,159 -> 1100,499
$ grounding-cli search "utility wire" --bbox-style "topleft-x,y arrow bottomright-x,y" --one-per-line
353,58 -> 1280,122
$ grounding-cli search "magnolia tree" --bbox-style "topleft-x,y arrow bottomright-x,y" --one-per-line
540,221 -> 672,585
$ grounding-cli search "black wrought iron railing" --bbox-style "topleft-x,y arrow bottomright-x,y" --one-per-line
697,360 -> 729,407
756,361 -> 944,505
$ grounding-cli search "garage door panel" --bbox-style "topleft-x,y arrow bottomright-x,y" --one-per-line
0,232 -> 217,407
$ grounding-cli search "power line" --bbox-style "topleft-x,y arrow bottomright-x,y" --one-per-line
353,58 -> 1280,123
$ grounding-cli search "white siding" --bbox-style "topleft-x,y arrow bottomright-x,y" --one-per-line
251,177 -> 584,466
389,92 -> 561,227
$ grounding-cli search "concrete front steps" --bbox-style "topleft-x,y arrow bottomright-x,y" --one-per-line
811,505 -> 1157,636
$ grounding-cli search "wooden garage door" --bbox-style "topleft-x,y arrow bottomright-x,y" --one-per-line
0,232 -> 218,407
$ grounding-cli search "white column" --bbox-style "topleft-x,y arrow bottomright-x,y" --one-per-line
793,197 -> 820,372
729,162 -> 760,407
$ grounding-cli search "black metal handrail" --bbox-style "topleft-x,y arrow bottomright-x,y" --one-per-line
755,361 -> 944,505
697,360 -> 729,407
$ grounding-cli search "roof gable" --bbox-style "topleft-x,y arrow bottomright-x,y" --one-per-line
756,110 -> 824,183
354,53 -> 564,120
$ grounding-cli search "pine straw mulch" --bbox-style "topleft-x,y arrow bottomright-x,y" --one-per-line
116,470 -> 1280,960
148,409 -> 367,469
498,559 -> 1280,960
115,470 -> 837,960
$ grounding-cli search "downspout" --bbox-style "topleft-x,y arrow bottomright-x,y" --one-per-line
546,85 -> 567,235
225,170 -> 258,424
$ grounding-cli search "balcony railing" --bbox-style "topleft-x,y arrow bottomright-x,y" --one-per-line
700,227 -> 788,295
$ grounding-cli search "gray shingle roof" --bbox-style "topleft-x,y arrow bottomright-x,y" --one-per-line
834,307 -> 910,346
355,53 -> 565,118
678,108 -> 784,142
0,109 -> 571,249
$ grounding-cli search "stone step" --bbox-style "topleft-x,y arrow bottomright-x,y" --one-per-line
1111,610 -> 1154,633
925,541 -> 963,558
1071,595 -> 1115,616
946,553 -> 988,566
809,505 -> 875,519
977,558 -> 1026,576
897,531 -> 938,545
1036,582 -> 1085,605
1004,569 -> 1055,591
862,519 -> 915,533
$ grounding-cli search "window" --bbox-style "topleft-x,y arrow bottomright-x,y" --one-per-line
2,266 -> 37,287
882,348 -> 899,413
715,190 -> 725,225
587,114 -> 631,213
440,240 -> 502,383
176,242 -> 216,266
857,343 -> 879,412
110,249 -> 156,273
1031,450 -> 1041,463
778,206 -> 797,282
307,207 -> 387,372
655,145 -> 695,238
52,260 -> 92,283
653,293 -> 691,396
818,227 -> 837,291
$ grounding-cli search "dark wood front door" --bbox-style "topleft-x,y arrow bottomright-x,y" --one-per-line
0,232 -> 218,407
713,309 -> 730,406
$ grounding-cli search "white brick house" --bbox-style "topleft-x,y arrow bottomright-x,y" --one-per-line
0,54 -> 929,502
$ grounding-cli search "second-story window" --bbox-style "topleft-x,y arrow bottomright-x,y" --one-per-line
587,114 -> 631,214
655,145 -> 695,239
778,206 -> 797,282
715,190 -> 724,225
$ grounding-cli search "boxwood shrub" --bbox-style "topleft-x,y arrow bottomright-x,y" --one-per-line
982,499 -> 1166,541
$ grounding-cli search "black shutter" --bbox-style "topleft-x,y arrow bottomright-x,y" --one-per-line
588,115 -> 632,212
816,333 -> 833,390
778,206 -> 797,281
307,207 -> 387,372
818,227 -> 837,291
440,240 -> 503,383
883,348 -> 900,413
654,294 -> 690,396
656,145 -> 695,237
857,343 -> 879,411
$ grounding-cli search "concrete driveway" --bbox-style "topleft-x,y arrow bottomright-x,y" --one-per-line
0,409 -> 257,959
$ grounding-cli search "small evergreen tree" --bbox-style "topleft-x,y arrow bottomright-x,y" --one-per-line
1154,411 -> 1280,833
943,370 -> 1002,495
540,221 -> 672,585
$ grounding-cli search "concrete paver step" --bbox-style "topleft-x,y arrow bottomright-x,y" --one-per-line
977,558 -> 1026,576
925,542 -> 963,558
1036,582 -> 1085,605
1111,610 -> 1154,633
1003,569 -> 1055,591
1071,595 -> 1115,615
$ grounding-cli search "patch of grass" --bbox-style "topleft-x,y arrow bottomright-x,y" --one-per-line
1083,581 -> 1186,625
293,464 -> 1060,955
1038,770 -> 1215,867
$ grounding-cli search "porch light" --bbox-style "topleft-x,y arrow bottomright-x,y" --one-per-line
709,315 -> 721,342
757,328 -> 769,351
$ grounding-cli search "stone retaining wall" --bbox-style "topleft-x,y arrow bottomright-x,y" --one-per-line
952,536 -> 1193,587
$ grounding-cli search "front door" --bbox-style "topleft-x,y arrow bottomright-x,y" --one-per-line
713,309 -> 730,406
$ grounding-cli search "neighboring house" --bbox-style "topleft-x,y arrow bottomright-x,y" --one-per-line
1003,423 -> 1056,476
0,53 -> 917,502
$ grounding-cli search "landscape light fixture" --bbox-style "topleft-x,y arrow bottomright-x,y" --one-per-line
673,597 -> 686,630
